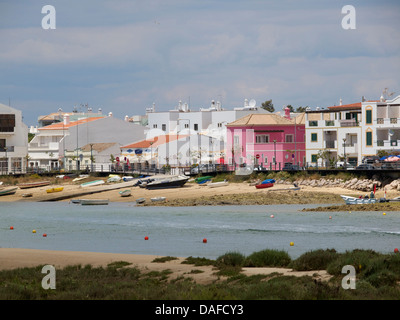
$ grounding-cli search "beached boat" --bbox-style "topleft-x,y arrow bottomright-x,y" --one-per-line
145,175 -> 189,190
255,182 -> 274,189
135,197 -> 146,204
119,189 -> 131,197
208,180 -> 229,188
17,181 -> 50,189
0,186 -> 18,196
195,176 -> 213,184
46,187 -> 64,193
340,195 -> 380,205
122,176 -> 134,182
80,199 -> 109,205
22,193 -> 33,198
151,196 -> 166,202
80,180 -> 105,188
70,199 -> 81,204
72,175 -> 89,182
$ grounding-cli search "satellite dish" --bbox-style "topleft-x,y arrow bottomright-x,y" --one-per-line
249,99 -> 256,108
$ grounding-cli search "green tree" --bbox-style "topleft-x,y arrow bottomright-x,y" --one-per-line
261,99 -> 274,112
296,106 -> 307,112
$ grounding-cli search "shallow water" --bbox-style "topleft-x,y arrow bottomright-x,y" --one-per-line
1,202 -> 399,259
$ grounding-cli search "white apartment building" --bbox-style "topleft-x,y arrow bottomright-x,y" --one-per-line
28,111 -> 145,171
362,94 -> 400,156
145,99 -> 268,160
305,101 -> 362,166
305,94 -> 400,167
0,103 -> 28,174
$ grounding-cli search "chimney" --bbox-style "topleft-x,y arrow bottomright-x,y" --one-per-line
64,114 -> 70,125
284,106 -> 291,120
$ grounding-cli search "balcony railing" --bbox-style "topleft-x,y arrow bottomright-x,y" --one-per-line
0,146 -> 15,152
339,119 -> 358,127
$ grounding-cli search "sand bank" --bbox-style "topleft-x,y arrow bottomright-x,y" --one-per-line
0,248 -> 331,283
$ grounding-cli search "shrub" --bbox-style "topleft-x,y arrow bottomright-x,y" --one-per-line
291,249 -> 338,271
244,249 -> 291,268
216,251 -> 246,267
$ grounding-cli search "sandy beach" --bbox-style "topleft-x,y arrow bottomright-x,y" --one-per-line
0,248 -> 331,284
1,175 -> 398,205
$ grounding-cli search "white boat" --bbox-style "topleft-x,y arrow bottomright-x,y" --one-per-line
122,176 -> 134,182
119,189 -> 131,197
208,180 -> 229,188
80,180 -> 105,188
135,197 -> 146,204
107,175 -> 121,183
72,175 -> 89,182
80,199 -> 109,205
145,175 -> 189,190
151,196 -> 166,202
340,195 -> 379,205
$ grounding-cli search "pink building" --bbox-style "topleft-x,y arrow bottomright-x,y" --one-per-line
226,108 -> 305,170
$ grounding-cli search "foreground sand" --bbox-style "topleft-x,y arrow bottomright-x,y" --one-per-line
0,248 -> 331,284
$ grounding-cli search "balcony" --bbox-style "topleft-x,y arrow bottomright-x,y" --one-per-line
325,141 -> 336,149
376,117 -> 400,127
0,146 -> 15,152
339,119 -> 358,127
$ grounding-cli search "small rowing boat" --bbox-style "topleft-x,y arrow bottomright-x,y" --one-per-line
17,181 -> 50,189
255,182 -> 274,189
208,180 -> 229,188
340,195 -> 380,205
151,196 -> 166,202
46,187 -> 64,193
80,180 -> 105,188
22,193 -> 33,198
119,189 -> 131,197
0,186 -> 18,196
135,197 -> 146,204
80,199 -> 109,205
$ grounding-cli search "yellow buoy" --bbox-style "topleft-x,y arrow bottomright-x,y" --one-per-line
32,229 -> 36,233
383,212 -> 386,216
290,242 -> 294,246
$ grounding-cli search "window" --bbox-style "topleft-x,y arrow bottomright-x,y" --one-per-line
311,154 -> 318,163
366,109 -> 372,124
285,134 -> 293,143
0,139 -> 5,151
263,155 -> 268,164
311,133 -> 318,142
234,135 -> 240,146
152,124 -> 157,129
255,135 -> 269,144
162,124 -> 166,131
0,114 -> 15,132
309,121 -> 318,127
184,123 -> 189,129
194,124 -> 198,131
366,131 -> 372,146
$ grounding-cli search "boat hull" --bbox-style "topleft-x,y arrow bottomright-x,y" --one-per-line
80,180 -> 105,188
255,183 -> 274,189
146,177 -> 189,190
340,195 -> 379,205
0,187 -> 18,196
46,187 -> 64,193
17,181 -> 50,189
119,190 -> 131,197
80,199 -> 109,205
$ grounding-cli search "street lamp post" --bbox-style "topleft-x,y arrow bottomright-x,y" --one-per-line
273,140 -> 277,170
343,138 -> 347,169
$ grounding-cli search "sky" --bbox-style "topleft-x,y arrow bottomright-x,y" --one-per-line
1,0 -> 399,126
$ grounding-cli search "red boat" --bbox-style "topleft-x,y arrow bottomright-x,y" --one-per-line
255,183 -> 274,189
